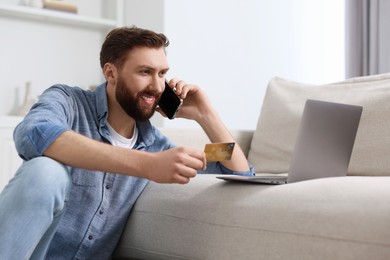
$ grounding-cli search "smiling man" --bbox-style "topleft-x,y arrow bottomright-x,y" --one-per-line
0,26 -> 254,259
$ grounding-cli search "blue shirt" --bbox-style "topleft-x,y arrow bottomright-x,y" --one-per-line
14,83 -> 254,259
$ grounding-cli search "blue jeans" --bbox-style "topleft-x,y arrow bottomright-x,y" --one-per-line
0,157 -> 71,260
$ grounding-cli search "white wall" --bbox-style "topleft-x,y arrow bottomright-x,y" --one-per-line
1,0 -> 345,131
162,0 -> 345,130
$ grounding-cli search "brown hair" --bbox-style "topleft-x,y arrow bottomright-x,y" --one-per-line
100,26 -> 170,69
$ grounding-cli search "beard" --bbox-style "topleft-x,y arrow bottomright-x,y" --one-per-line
115,76 -> 160,122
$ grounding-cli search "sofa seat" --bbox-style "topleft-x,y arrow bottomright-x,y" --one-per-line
114,174 -> 390,260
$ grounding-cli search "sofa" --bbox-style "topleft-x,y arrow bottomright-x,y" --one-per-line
113,73 -> 390,260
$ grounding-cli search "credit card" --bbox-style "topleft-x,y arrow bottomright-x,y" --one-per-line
204,142 -> 235,162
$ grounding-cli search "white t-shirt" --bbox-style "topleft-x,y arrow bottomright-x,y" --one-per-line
106,122 -> 138,149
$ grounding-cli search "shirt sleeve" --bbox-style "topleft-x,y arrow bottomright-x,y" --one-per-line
13,85 -> 74,160
198,162 -> 255,176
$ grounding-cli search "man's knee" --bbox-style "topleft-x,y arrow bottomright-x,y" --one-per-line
14,157 -> 71,203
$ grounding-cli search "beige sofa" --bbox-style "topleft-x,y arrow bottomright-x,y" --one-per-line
114,73 -> 390,260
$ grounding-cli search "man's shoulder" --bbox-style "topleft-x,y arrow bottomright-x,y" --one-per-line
44,84 -> 100,104
46,84 -> 88,95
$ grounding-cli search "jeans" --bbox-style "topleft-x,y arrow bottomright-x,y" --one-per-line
0,157 -> 71,260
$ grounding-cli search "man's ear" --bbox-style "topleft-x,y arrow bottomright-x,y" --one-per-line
103,63 -> 117,86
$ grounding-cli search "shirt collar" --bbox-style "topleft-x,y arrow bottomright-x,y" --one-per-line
96,82 -> 108,121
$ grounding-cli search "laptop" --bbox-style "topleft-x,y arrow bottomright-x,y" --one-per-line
217,99 -> 363,184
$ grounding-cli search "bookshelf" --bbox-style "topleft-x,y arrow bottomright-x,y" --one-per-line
0,0 -> 123,29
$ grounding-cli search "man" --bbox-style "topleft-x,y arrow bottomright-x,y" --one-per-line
0,26 -> 254,259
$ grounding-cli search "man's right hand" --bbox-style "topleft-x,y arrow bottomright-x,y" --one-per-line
144,147 -> 206,184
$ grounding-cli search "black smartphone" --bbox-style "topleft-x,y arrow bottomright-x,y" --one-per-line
158,81 -> 183,119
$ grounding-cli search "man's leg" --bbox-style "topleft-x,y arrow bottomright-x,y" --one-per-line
0,157 -> 71,260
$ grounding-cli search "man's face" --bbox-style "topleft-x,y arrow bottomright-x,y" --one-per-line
115,47 -> 169,121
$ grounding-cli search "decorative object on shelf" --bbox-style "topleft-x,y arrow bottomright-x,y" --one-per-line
43,0 -> 77,13
88,85 -> 97,91
13,81 -> 37,116
20,0 -> 44,8
30,0 -> 43,8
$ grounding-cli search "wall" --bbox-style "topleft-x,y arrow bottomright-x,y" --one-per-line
163,0 -> 345,130
125,0 -> 345,130
1,0 -> 345,130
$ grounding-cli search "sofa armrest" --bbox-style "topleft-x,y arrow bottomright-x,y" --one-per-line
159,128 -> 254,157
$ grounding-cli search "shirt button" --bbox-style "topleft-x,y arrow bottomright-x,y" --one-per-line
99,210 -> 104,215
88,235 -> 93,240
105,185 -> 110,189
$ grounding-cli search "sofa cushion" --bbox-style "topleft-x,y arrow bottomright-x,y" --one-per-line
113,175 -> 390,259
248,73 -> 390,176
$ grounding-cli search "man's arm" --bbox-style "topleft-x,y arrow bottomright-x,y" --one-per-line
196,111 -> 250,172
163,79 -> 251,173
44,130 -> 205,184
14,85 -> 205,184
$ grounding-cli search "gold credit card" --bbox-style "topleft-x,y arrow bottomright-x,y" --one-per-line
204,142 -> 235,162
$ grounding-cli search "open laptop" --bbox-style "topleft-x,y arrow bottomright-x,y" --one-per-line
217,99 -> 363,184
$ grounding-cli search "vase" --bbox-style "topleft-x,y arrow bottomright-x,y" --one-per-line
15,81 -> 36,116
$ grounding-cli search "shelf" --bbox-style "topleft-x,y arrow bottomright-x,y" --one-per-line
0,3 -> 117,29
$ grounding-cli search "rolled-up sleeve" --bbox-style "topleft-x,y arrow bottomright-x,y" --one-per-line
198,162 -> 255,176
13,85 -> 73,160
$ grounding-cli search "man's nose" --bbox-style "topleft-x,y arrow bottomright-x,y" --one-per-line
152,76 -> 164,93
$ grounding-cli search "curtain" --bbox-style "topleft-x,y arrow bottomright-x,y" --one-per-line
345,0 -> 390,78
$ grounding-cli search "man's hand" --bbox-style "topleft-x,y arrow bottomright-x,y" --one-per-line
161,78 -> 212,122
145,147 -> 206,184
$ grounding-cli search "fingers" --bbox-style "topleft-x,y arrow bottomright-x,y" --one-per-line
173,147 -> 206,175
165,147 -> 206,184
172,166 -> 197,184
175,174 -> 191,184
168,78 -> 197,99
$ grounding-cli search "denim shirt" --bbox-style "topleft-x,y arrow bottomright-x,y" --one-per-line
13,83 -> 254,259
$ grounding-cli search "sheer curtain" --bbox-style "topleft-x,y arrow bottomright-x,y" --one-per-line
345,0 -> 390,78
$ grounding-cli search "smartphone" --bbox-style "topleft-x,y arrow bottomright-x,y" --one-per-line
158,81 -> 183,119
